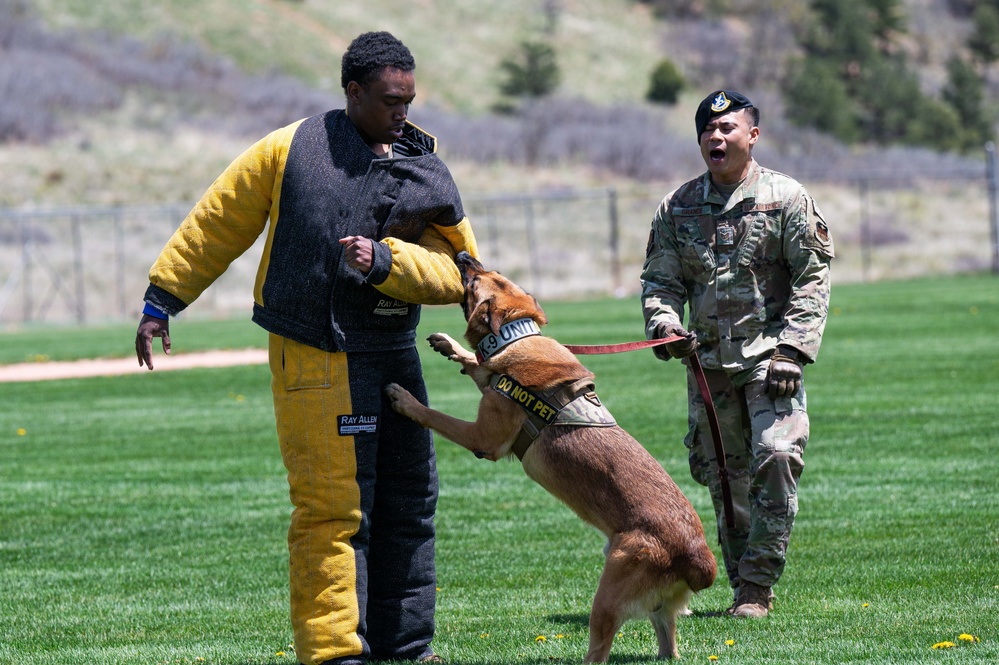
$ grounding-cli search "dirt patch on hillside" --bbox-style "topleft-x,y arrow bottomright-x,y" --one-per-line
0,349 -> 268,383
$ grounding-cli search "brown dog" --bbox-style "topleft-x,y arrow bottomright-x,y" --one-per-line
384,252 -> 716,662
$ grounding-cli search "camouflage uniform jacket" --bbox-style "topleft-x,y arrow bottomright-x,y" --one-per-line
641,160 -> 834,373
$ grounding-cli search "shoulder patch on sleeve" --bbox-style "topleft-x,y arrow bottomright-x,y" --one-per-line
802,197 -> 834,258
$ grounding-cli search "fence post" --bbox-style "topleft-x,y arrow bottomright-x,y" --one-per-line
607,188 -> 622,296
21,217 -> 32,322
71,214 -> 86,323
858,178 -> 871,282
523,199 -> 541,295
484,202 -> 498,267
986,142 -> 998,275
114,209 -> 127,318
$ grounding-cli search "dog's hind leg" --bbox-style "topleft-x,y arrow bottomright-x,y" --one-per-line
585,535 -> 648,663
585,578 -> 626,664
648,583 -> 693,660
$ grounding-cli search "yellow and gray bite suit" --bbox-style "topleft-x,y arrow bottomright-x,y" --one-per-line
143,109 -> 478,665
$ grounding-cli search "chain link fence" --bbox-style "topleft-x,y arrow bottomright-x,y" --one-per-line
2,148 -> 997,327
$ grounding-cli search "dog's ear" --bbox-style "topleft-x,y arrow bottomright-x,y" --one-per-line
512,294 -> 547,327
485,298 -> 505,335
530,296 -> 548,326
467,296 -> 499,335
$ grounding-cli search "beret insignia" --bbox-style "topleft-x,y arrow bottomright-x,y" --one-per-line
710,92 -> 732,113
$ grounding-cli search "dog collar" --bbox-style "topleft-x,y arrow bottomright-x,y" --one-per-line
476,318 -> 541,362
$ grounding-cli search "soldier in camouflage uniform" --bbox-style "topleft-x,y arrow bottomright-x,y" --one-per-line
640,90 -> 834,618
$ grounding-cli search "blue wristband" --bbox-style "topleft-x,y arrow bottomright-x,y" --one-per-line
142,302 -> 169,320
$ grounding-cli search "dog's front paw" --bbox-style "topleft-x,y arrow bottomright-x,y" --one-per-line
384,383 -> 420,418
427,333 -> 458,357
427,333 -> 475,364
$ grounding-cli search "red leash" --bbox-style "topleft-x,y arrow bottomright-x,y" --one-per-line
564,336 -> 736,529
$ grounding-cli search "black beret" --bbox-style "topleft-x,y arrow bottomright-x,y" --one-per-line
695,90 -> 754,143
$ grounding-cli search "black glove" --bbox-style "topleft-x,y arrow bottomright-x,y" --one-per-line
767,346 -> 803,399
653,323 -> 697,361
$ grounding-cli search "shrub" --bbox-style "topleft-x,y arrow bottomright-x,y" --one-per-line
905,97 -> 964,153
646,58 -> 685,105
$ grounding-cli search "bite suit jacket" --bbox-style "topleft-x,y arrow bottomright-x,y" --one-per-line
144,109 -> 477,350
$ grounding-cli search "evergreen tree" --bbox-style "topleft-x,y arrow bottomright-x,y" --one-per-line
942,56 -> 993,150
968,4 -> 999,65
866,0 -> 907,48
803,0 -> 877,67
784,0 -> 981,152
498,40 -> 561,99
784,58 -> 859,142
853,55 -> 922,144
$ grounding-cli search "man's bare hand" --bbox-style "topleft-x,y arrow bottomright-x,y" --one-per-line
340,235 -> 374,274
135,314 -> 171,370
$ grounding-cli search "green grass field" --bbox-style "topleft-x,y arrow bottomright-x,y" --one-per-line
1,275 -> 997,664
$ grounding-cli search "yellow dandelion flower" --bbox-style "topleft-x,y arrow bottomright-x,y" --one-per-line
931,641 -> 956,649
725,639 -> 735,647
556,634 -> 565,639
862,602 -> 869,608
708,656 -> 719,661
958,634 -> 979,643
535,635 -> 547,643
16,428 -> 26,436
276,652 -> 285,657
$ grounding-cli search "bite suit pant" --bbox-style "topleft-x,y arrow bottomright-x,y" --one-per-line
269,334 -> 438,665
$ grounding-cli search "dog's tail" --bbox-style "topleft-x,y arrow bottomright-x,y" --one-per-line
686,545 -> 718,593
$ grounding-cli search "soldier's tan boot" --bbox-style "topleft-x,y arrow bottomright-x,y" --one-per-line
731,581 -> 772,618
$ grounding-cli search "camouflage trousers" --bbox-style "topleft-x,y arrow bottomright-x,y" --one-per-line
684,358 -> 808,590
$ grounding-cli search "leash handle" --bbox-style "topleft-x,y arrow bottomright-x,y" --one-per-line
566,336 -> 736,530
